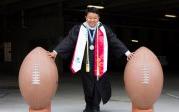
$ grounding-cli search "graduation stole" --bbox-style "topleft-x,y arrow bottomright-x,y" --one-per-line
71,22 -> 108,79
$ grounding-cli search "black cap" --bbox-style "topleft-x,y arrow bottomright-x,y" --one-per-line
85,7 -> 100,16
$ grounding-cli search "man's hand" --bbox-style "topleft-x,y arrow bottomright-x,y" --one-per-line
47,51 -> 57,60
127,52 -> 135,61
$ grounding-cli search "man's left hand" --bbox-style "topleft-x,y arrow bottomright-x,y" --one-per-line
127,52 -> 135,61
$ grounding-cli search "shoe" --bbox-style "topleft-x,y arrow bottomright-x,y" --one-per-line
83,108 -> 93,112
92,106 -> 100,112
93,109 -> 100,112
83,106 -> 93,112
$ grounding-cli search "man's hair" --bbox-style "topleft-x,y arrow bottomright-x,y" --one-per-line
85,7 -> 100,16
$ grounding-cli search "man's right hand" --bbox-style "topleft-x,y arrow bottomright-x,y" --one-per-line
47,50 -> 57,60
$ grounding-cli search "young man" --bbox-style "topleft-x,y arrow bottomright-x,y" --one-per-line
48,7 -> 134,112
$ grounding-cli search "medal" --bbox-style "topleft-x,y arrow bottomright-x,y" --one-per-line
90,45 -> 94,50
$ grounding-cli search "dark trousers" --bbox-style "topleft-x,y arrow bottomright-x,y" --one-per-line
85,80 -> 101,110
80,70 -> 111,111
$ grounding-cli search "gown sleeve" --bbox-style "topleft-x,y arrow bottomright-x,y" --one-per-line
104,25 -> 129,58
54,25 -> 80,58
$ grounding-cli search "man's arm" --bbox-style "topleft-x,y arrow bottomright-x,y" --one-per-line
48,25 -> 80,59
105,25 -> 130,58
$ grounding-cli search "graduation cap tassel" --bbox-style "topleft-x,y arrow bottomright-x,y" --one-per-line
86,36 -> 90,72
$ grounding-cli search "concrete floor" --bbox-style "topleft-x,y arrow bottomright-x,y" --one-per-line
0,71 -> 179,112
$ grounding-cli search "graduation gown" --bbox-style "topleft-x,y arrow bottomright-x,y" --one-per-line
54,24 -> 129,104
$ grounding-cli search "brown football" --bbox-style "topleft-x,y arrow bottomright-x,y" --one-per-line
124,46 -> 163,109
19,47 -> 58,109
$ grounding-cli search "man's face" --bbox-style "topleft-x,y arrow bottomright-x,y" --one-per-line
86,12 -> 99,28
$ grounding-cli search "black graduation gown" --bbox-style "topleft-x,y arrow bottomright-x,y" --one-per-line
54,24 -> 129,104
